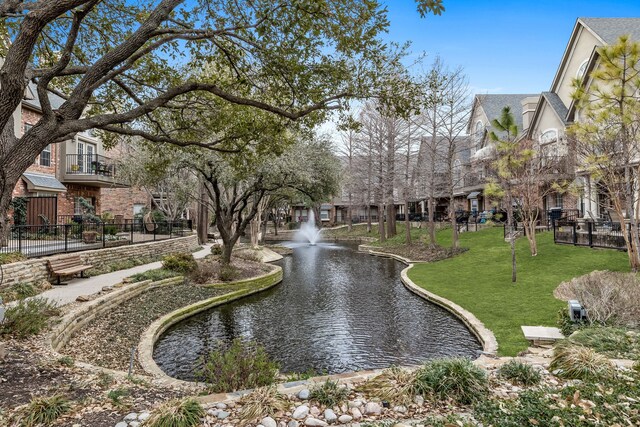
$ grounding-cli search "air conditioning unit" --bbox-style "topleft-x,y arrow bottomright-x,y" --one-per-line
568,300 -> 587,322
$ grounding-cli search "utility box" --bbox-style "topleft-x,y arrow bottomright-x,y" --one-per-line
568,300 -> 587,322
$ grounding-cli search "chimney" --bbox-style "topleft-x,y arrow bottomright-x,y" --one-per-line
521,95 -> 540,132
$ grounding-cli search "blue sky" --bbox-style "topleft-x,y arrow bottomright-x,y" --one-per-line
384,0 -> 640,95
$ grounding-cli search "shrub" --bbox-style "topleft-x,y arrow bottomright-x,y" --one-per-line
219,264 -> 239,282
129,268 -> 180,283
57,356 -> 74,367
107,388 -> 131,407
0,297 -> 60,339
0,251 -> 27,265
162,253 -> 197,274
358,366 -> 416,405
196,339 -> 279,393
238,386 -> 288,422
497,360 -> 542,386
236,249 -> 262,262
413,358 -> 488,405
146,398 -> 203,427
12,394 -> 71,427
103,225 -> 118,235
309,379 -> 349,407
210,244 -> 223,256
555,271 -> 640,328
549,341 -> 615,380
0,282 -> 38,302
188,261 -> 218,284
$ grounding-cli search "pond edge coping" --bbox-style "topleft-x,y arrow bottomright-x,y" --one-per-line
358,244 -> 498,356
136,265 -> 284,388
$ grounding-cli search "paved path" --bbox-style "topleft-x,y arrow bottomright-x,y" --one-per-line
38,244 -> 213,306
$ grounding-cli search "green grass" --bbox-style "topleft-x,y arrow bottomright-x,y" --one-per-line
407,227 -> 629,356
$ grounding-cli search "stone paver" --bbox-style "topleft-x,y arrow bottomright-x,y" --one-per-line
38,244 -> 213,306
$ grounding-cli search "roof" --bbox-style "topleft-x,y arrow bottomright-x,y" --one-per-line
22,81 -> 66,112
541,92 -> 568,122
22,172 -> 66,193
580,18 -> 640,45
474,94 -> 537,134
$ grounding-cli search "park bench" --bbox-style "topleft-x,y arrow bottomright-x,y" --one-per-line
48,256 -> 93,285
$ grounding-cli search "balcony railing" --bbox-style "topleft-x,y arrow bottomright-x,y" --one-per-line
66,154 -> 116,176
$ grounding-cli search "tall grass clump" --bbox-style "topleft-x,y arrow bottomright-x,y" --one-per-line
238,386 -> 288,422
197,339 -> 279,393
309,379 -> 349,407
358,366 -> 416,405
497,360 -> 542,386
549,342 -> 615,380
12,394 -> 71,427
414,358 -> 488,405
146,398 -> 203,427
0,297 -> 60,338
162,253 -> 197,274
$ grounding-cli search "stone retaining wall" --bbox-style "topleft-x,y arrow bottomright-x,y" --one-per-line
0,234 -> 198,290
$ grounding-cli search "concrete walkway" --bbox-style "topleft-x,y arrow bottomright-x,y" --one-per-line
39,244 -> 214,306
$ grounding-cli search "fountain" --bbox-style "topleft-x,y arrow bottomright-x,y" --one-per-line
295,209 -> 322,245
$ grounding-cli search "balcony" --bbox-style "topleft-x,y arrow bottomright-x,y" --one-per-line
62,154 -> 127,187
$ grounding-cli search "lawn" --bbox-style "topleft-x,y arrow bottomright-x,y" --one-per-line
406,227 -> 630,356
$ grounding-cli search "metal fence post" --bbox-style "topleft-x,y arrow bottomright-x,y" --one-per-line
102,221 -> 106,248
572,222 -> 577,246
17,226 -> 22,253
64,224 -> 69,252
153,222 -> 156,241
130,220 -> 134,244
588,221 -> 593,247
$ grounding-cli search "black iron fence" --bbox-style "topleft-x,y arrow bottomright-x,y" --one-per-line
553,219 -> 629,250
1,219 -> 192,258
65,153 -> 116,176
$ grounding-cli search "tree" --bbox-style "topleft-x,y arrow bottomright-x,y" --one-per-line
570,35 -> 640,271
485,106 -> 519,283
0,0 -> 444,237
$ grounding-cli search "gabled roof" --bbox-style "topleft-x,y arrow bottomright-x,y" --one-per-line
469,94 -> 537,135
550,18 -> 640,94
526,92 -> 568,138
22,81 -> 66,112
581,18 -> 640,45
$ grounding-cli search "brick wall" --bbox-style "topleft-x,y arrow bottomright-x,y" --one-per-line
22,106 -> 58,176
0,234 -> 198,290
101,186 -> 150,218
59,184 -> 102,216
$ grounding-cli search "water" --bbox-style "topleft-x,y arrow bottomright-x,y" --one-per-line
295,210 -> 321,245
153,242 -> 482,380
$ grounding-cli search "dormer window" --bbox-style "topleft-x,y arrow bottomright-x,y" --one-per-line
577,60 -> 588,80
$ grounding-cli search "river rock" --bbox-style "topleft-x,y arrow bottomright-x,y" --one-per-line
364,402 -> 381,415
292,405 -> 309,419
124,413 -> 138,421
393,424 -> 412,427
217,411 -> 230,419
304,418 -> 328,427
298,389 -> 310,400
76,295 -> 91,302
349,408 -> 362,420
348,400 -> 363,409
392,405 -> 407,414
310,406 -> 320,416
262,417 -> 277,427
114,423 -> 127,427
138,412 -> 150,421
217,402 -> 228,410
129,422 -> 140,427
414,395 -> 424,406
338,415 -> 353,424
288,421 -> 300,427
324,409 -> 337,424
102,285 -> 114,292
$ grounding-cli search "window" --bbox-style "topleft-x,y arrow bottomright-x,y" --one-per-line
133,203 -> 145,216
576,59 -> 588,80
540,129 -> 558,144
474,121 -> 484,149
453,159 -> 461,184
556,193 -> 564,209
74,197 -> 93,215
320,210 -> 330,221
39,144 -> 51,167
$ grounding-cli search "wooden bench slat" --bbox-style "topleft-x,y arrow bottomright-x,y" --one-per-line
48,256 -> 92,285
55,265 -> 93,275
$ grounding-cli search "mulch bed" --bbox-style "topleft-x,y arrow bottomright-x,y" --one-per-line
373,244 -> 468,262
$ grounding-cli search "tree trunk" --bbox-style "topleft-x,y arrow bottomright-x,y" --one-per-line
273,208 -> 279,236
427,196 -> 436,248
347,192 -> 353,232
449,186 -> 458,249
378,203 -> 386,241
196,180 -> 209,244
507,191 -> 517,283
366,205 -> 372,233
386,204 -> 395,238
404,199 -> 411,244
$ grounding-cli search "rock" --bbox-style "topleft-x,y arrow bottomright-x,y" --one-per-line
364,402 -> 381,415
262,417 -> 277,427
115,423 -> 127,427
338,415 -> 353,424
292,405 -> 309,419
310,406 -> 320,416
216,402 -> 228,410
129,422 -> 140,427
122,277 -> 134,284
102,285 -> 114,291
217,411 -> 230,419
348,400 -> 363,409
207,409 -> 218,416
349,408 -> 362,420
124,413 -> 138,422
76,295 -> 91,302
138,413 -> 150,421
414,395 -> 424,406
393,424 -> 412,427
288,421 -> 300,427
393,405 -> 407,414
298,389 -> 310,400
0,342 -> 6,361
324,409 -> 337,424
304,418 -> 328,427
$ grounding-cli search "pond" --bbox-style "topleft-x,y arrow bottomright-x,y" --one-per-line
153,242 -> 482,381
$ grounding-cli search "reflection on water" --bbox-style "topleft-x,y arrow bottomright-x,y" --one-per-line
154,242 -> 481,380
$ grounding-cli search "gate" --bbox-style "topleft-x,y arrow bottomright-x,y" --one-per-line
25,196 -> 58,226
